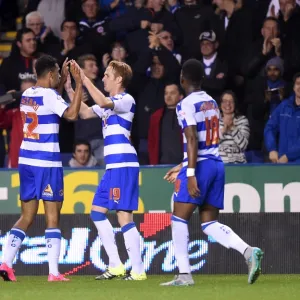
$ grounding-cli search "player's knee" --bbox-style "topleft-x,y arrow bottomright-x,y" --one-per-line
90,210 -> 107,222
117,211 -> 133,227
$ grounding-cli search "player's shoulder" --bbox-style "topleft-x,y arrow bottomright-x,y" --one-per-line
113,92 -> 135,104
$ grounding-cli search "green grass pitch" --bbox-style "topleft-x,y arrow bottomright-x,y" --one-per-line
1,275 -> 300,300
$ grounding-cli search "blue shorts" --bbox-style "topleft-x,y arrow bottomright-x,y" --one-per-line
92,167 -> 139,211
174,159 -> 224,209
19,164 -> 64,202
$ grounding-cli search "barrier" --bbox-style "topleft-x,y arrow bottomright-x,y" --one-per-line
0,213 -> 299,275
1,164 -> 300,213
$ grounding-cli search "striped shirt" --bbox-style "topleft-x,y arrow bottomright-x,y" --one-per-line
92,93 -> 138,169
19,87 -> 69,167
176,91 -> 222,167
219,115 -> 250,164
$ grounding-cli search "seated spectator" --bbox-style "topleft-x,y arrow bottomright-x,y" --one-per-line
48,19 -> 92,66
0,78 -> 36,168
219,90 -> 250,163
24,11 -> 60,53
148,83 -> 183,165
264,73 -> 300,164
0,28 -> 37,93
71,54 -> 105,165
79,0 -> 113,61
199,30 -> 228,102
102,41 -> 130,70
69,140 -> 98,168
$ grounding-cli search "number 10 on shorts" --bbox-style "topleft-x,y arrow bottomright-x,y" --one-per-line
110,188 -> 120,202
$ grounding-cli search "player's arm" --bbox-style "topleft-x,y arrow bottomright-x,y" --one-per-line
64,73 -> 97,120
57,58 -> 69,95
62,63 -> 83,121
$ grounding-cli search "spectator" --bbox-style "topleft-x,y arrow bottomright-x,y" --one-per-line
219,90 -> 250,164
0,28 -> 37,93
165,0 -> 181,13
148,83 -> 183,165
79,0 -> 113,60
212,0 -> 253,89
102,41 -> 130,70
69,140 -> 98,168
48,19 -> 92,66
244,17 -> 281,151
199,30 -> 228,102
71,54 -> 105,165
264,73 -> 300,164
277,0 -> 300,82
174,0 -> 214,61
265,57 -> 287,115
0,78 -> 36,168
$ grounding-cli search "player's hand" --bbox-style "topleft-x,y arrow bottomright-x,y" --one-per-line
188,176 -> 200,199
61,57 -> 69,84
70,61 -> 82,84
269,150 -> 279,163
278,154 -> 288,164
164,164 -> 182,183
64,72 -> 72,92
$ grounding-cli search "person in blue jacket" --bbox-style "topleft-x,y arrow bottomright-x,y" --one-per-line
264,73 -> 300,163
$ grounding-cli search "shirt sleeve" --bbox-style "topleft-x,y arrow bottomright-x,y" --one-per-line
92,104 -> 105,118
45,89 -> 69,117
111,94 -> 135,114
176,100 -> 196,130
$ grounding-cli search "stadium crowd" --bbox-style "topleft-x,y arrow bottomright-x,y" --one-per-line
1,0 -> 300,167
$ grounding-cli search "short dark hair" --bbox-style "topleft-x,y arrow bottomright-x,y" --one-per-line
16,28 -> 35,42
165,82 -> 184,95
35,55 -> 57,78
73,140 -> 91,153
60,19 -> 78,31
293,73 -> 300,85
263,17 -> 280,32
181,59 -> 204,86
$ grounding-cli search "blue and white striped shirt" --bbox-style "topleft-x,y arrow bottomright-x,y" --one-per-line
176,91 -> 222,167
19,87 -> 69,167
92,93 -> 139,169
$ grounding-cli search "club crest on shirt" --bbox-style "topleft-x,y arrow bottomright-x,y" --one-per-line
199,100 -> 218,113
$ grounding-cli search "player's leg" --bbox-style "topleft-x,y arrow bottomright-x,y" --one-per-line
0,200 -> 38,281
91,170 -> 124,280
39,166 -> 68,282
117,210 -> 146,280
0,164 -> 38,281
114,167 -> 146,280
161,169 -> 197,286
199,161 -> 263,284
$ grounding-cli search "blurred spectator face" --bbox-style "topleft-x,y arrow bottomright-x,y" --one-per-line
279,0 -> 296,13
111,44 -> 127,62
294,77 -> 300,98
83,59 -> 99,80
61,22 -> 77,41
221,93 -> 235,115
26,15 -> 43,36
267,66 -> 281,82
164,84 -> 182,108
82,0 -> 98,19
135,0 -> 145,8
17,32 -> 37,56
73,144 -> 90,165
262,20 -> 279,40
184,0 -> 197,4
149,0 -> 164,8
20,80 -> 36,92
158,31 -> 174,51
200,40 -> 217,57
212,0 -> 225,9
151,56 -> 164,79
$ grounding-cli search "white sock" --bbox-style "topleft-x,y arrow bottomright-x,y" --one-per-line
122,222 -> 144,275
91,211 -> 122,268
172,215 -> 191,274
2,228 -> 25,268
202,221 -> 249,254
45,228 -> 61,276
